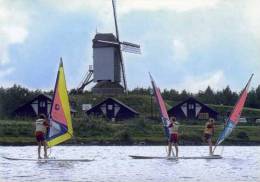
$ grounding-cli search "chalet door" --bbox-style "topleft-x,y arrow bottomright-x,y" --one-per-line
38,100 -> 48,116
187,103 -> 196,119
106,104 -> 114,120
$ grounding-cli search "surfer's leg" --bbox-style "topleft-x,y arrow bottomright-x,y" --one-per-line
209,139 -> 213,155
38,142 -> 42,159
43,141 -> 48,158
173,133 -> 178,158
174,143 -> 178,158
168,142 -> 172,157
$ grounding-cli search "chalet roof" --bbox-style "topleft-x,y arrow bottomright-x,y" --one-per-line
14,94 -> 77,113
168,97 -> 218,114
86,97 -> 139,115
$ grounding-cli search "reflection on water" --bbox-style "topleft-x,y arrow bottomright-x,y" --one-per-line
0,146 -> 259,182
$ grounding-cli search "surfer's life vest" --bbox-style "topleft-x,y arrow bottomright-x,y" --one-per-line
169,122 -> 179,134
35,119 -> 47,134
204,122 -> 214,135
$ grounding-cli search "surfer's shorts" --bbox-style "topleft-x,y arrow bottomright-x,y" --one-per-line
204,133 -> 212,142
169,133 -> 178,143
36,132 -> 45,142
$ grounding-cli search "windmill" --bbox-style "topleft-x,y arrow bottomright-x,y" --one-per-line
77,0 -> 141,94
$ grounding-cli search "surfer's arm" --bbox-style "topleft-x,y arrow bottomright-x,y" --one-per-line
43,120 -> 50,128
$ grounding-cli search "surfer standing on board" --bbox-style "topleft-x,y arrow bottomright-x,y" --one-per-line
204,118 -> 215,155
35,114 -> 49,159
168,117 -> 179,158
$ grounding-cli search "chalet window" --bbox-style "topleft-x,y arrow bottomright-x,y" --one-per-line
39,101 -> 46,108
188,104 -> 194,110
198,113 -> 209,120
108,105 -> 113,110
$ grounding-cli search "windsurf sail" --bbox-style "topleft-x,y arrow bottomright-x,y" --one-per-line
214,74 -> 254,149
46,58 -> 73,147
149,73 -> 171,140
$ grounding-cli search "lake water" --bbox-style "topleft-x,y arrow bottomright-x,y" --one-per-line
0,146 -> 259,182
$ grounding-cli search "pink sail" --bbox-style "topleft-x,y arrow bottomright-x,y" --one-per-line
149,73 -> 171,139
215,74 -> 253,147
229,87 -> 250,124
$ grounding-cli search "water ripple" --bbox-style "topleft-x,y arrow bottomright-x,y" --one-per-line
0,146 -> 260,182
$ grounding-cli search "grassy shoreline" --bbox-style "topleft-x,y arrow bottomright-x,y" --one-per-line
1,118 -> 260,146
1,138 -> 260,146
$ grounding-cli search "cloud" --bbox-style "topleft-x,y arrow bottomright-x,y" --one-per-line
0,0 -> 258,92
0,67 -> 15,87
0,0 -> 29,65
244,0 -> 260,39
1,26 -> 28,44
118,0 -> 220,14
175,70 -> 226,92
0,67 -> 15,78
47,0 -> 220,14
0,0 -> 29,88
172,39 -> 189,62
45,0 -> 220,35
46,0 -> 116,33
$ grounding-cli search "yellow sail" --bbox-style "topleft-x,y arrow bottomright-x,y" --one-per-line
46,58 -> 73,147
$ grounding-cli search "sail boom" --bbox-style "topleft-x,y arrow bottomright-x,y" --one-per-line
47,132 -> 72,148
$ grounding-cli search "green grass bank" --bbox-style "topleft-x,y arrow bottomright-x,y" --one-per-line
1,117 -> 260,146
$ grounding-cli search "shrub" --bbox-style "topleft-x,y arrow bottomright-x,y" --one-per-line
113,129 -> 133,144
73,117 -> 114,137
236,131 -> 249,140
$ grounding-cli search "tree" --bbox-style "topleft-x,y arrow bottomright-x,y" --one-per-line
255,85 -> 260,108
246,89 -> 257,108
179,90 -> 191,100
218,86 -> 238,106
0,85 -> 39,118
162,89 -> 179,101
196,86 -> 215,104
130,87 -> 150,95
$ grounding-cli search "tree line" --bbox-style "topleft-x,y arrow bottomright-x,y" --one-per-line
1,84 -> 260,118
130,85 -> 260,108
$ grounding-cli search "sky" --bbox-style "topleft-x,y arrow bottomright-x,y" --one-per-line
0,0 -> 259,93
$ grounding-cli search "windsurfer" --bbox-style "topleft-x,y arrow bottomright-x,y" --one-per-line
35,114 -> 49,159
168,117 -> 180,158
204,118 -> 215,155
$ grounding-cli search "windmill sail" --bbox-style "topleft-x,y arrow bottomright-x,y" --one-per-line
46,58 -> 73,147
121,42 -> 141,54
214,74 -> 253,148
149,73 -> 171,139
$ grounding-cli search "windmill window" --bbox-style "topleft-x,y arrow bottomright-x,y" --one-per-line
108,105 -> 113,110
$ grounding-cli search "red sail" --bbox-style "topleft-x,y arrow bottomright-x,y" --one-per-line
149,73 -> 171,139
214,74 -> 253,147
229,74 -> 253,124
